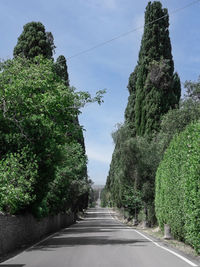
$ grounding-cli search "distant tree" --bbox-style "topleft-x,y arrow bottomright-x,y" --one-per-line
13,22 -> 55,59
55,55 -> 69,86
184,76 -> 200,102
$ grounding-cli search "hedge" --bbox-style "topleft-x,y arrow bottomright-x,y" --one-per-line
155,121 -> 200,253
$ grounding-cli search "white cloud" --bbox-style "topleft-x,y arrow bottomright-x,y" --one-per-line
86,143 -> 113,164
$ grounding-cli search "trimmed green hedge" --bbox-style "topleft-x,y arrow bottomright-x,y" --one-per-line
155,121 -> 200,253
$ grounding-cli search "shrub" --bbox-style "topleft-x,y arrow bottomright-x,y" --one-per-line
0,147 -> 38,214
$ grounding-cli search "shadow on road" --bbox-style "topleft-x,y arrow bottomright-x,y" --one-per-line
0,265 -> 25,266
27,208 -> 151,251
28,235 -> 149,251
58,228 -> 123,234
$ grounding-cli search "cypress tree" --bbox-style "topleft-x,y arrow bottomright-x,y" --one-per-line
13,22 -> 55,59
105,1 -> 182,220
127,1 -> 181,136
54,55 -> 85,151
125,67 -> 138,135
54,57 -> 87,181
55,55 -> 69,86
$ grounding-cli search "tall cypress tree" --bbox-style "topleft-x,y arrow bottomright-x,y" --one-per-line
13,22 -> 55,59
105,1 -> 181,223
126,1 -> 181,136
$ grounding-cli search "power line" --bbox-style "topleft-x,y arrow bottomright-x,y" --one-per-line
64,0 -> 200,61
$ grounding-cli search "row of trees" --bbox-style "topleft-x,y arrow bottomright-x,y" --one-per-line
102,1 -> 181,221
0,22 -> 104,217
102,1 -> 200,252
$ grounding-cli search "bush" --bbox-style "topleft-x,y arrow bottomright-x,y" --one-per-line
155,121 -> 200,253
0,147 -> 38,214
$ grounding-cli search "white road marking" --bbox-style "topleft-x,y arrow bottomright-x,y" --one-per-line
108,208 -> 198,267
134,230 -> 198,267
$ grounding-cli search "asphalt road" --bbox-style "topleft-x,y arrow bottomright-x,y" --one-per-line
0,207 -> 199,267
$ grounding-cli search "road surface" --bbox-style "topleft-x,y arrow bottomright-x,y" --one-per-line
0,207 -> 199,267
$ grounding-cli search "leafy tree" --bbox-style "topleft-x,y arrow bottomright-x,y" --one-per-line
156,77 -> 200,156
184,77 -> 200,102
0,56 -> 105,216
0,56 -> 76,215
13,22 -> 55,59
121,186 -> 142,218
1,21 -> 106,217
47,142 -> 88,214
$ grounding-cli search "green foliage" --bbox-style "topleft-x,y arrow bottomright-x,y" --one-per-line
0,56 -> 105,216
105,74 -> 200,226
127,1 -> 181,136
0,21 -> 107,217
142,60 -> 180,135
121,186 -> 142,215
100,188 -> 108,207
47,142 -> 88,214
105,123 -> 160,224
105,1 -> 182,227
13,22 -> 55,59
55,55 -> 69,86
88,187 -> 100,208
0,147 -> 38,214
155,122 -> 200,253
0,56 -> 76,209
125,68 -> 137,135
156,79 -> 200,156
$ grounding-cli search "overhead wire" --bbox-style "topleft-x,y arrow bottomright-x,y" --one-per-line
63,0 -> 200,61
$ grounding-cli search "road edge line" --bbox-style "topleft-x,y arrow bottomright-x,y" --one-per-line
108,208 -> 198,267
134,229 -> 198,267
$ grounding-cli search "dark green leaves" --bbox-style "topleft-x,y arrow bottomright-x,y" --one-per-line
13,22 -> 55,59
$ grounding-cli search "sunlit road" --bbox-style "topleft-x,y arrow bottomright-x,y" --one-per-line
0,207 -> 199,267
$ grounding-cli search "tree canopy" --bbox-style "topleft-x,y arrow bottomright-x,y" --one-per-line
13,22 -> 55,59
126,1 -> 181,136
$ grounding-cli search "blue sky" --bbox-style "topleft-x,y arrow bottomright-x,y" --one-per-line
1,0 -> 200,185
